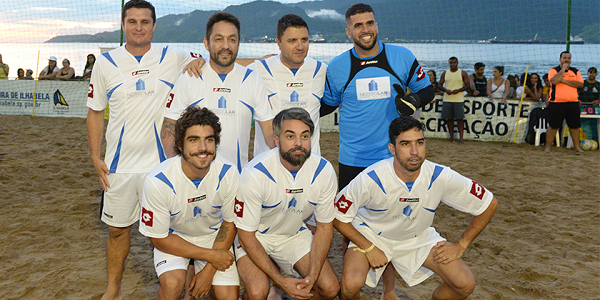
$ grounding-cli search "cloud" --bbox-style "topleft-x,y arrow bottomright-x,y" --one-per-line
31,7 -> 72,11
305,9 -> 344,21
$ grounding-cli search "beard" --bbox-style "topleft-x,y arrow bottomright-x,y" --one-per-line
210,49 -> 237,68
352,32 -> 378,52
399,155 -> 424,173
281,146 -> 310,166
182,150 -> 215,170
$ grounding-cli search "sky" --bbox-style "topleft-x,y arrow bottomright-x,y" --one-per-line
0,0 -> 312,42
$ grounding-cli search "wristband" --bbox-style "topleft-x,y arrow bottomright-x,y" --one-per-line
353,244 -> 375,253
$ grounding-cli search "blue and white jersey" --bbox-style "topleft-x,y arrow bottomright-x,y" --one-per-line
139,155 -> 238,239
322,41 -> 431,167
233,148 -> 337,237
248,55 -> 327,155
334,158 -> 493,241
87,44 -> 194,173
165,62 -> 274,172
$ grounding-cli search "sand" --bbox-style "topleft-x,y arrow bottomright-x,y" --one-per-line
0,114 -> 598,300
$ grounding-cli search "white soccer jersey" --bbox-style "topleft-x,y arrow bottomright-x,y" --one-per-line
87,44 -> 194,173
233,148 -> 337,237
139,155 -> 238,239
248,56 -> 327,155
166,63 -> 274,172
335,158 -> 493,241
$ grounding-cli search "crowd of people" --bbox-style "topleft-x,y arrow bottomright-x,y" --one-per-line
0,53 -> 96,80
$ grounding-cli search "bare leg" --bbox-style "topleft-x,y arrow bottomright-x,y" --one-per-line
422,247 -> 475,300
237,256 -> 271,300
570,127 -> 584,152
339,247 -> 371,300
183,263 -> 195,300
457,119 -> 465,145
294,253 -> 340,300
545,127 -> 559,152
101,225 -> 132,300
380,264 -> 400,300
157,269 -> 187,300
446,119 -> 455,142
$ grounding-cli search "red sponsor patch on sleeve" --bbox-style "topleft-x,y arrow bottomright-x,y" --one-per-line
190,52 -> 201,59
416,66 -> 425,81
88,84 -> 94,98
335,195 -> 353,214
234,198 -> 244,218
469,180 -> 485,200
166,93 -> 174,108
141,207 -> 153,227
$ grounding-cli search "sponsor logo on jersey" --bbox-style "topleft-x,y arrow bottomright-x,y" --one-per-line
213,88 -> 231,93
188,195 -> 207,203
218,96 -> 227,109
368,80 -> 378,91
136,79 -> 146,91
166,93 -> 174,108
336,195 -> 352,214
356,77 -> 391,101
286,83 -> 303,88
416,66 -> 425,81
103,212 -> 113,219
141,207 -> 153,227
88,84 -> 94,98
360,60 -> 378,66
156,260 -> 167,268
132,70 -> 150,76
127,90 -> 155,100
286,188 -> 303,194
288,197 -> 297,208
234,198 -> 244,217
193,206 -> 202,217
213,108 -> 236,117
470,180 -> 485,200
290,90 -> 299,102
399,198 -> 419,203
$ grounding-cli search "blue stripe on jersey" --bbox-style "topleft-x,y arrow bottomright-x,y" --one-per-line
191,178 -> 203,188
211,205 -> 222,209
313,61 -> 322,78
107,83 -> 123,101
240,100 -> 254,114
134,55 -> 143,63
367,170 -> 386,194
260,60 -> 273,77
242,69 -> 253,83
290,170 -> 298,179
209,226 -> 219,231
236,140 -> 241,173
170,211 -> 180,216
102,52 -> 118,68
365,207 -> 388,212
406,181 -> 414,192
217,164 -> 232,190
359,222 -> 371,228
159,79 -> 174,89
268,92 -> 277,99
254,162 -> 277,184
311,158 -> 327,184
298,226 -> 307,232
428,165 -> 444,191
109,124 -> 125,173
312,93 -> 320,101
160,46 -> 168,64
190,98 -> 204,107
262,201 -> 281,209
258,227 -> 270,234
154,124 -> 167,163
218,74 -> 227,82
156,172 -> 176,195
424,207 -> 436,213
308,201 -> 317,206
290,68 -> 299,75
169,228 -> 174,233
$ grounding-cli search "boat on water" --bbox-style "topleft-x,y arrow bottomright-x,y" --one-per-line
488,34 -> 584,44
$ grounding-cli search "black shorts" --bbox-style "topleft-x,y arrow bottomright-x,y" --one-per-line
547,102 -> 580,129
338,163 -> 367,191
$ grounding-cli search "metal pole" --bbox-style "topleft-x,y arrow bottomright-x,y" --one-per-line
120,0 -> 125,46
566,0 -> 571,51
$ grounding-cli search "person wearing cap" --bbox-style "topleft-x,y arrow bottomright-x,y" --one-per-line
39,56 -> 60,80
25,69 -> 34,80
468,62 -> 487,97
579,67 -> 599,106
0,54 -> 9,79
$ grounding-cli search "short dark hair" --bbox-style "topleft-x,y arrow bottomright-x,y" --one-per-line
174,107 -> 221,156
543,73 -> 548,80
494,66 -> 504,75
449,56 -> 458,62
122,0 -> 156,24
588,67 -> 598,73
206,12 -> 241,40
389,117 -> 425,144
273,107 -> 314,136
345,3 -> 374,20
474,62 -> 485,69
560,51 -> 570,59
277,14 -> 309,40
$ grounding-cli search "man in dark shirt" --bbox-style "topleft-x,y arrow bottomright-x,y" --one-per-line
469,62 -> 487,97
579,67 -> 599,105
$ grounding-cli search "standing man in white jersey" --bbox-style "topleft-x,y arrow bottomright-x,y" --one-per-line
234,108 -> 340,300
139,107 -> 238,300
333,117 -> 498,300
162,12 -> 275,172
247,14 -> 327,156
86,1 -> 203,299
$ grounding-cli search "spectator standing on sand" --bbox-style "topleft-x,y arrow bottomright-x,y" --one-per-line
468,62 -> 487,97
438,56 -> 470,144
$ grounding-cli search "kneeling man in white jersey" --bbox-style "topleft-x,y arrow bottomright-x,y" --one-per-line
234,108 -> 340,300
139,107 -> 239,300
334,116 -> 498,300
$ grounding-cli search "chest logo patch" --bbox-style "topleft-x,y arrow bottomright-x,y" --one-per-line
286,188 -> 303,194
188,195 -> 206,203
356,76 -> 391,101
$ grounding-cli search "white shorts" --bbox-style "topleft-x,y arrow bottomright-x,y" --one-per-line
101,172 -> 147,227
349,225 -> 445,287
234,229 -> 312,278
154,233 -> 239,286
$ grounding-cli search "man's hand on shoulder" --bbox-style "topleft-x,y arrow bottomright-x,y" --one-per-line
393,83 -> 420,116
184,57 -> 206,77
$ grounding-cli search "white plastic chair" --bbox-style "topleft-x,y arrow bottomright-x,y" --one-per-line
534,117 -> 560,147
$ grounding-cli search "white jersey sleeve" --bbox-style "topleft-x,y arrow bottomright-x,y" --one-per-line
140,178 -> 172,239
334,170 -> 373,223
164,72 -> 198,120
314,162 -> 337,223
220,167 -> 239,223
87,56 -> 108,111
233,166 -> 264,232
439,168 -> 493,216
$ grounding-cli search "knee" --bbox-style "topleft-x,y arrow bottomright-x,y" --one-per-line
452,272 -> 475,299
108,226 -> 131,238
242,285 -> 269,300
315,279 -> 339,300
339,275 -> 363,300
213,287 -> 239,300
159,274 -> 185,297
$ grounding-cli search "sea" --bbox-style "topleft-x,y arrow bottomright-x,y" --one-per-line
1,42 -> 598,80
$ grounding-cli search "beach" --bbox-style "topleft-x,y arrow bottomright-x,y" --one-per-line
0,114 -> 598,299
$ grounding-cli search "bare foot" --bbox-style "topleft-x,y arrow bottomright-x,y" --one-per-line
457,140 -> 465,145
380,290 -> 401,300
101,291 -> 122,300
575,148 -> 585,154
446,138 -> 454,143
544,147 -> 551,153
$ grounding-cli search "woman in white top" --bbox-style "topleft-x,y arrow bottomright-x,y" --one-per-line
487,66 -> 510,104
82,54 -> 95,80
